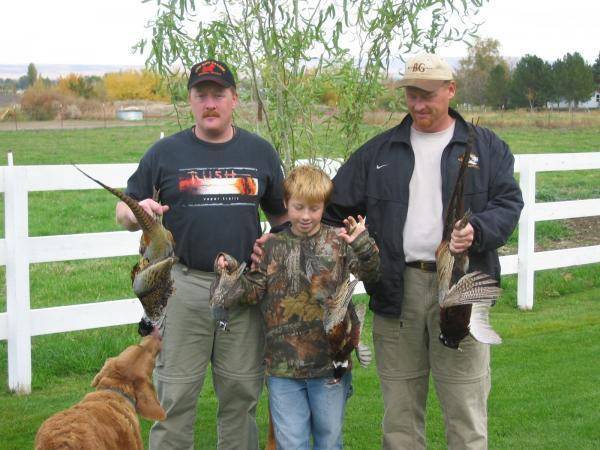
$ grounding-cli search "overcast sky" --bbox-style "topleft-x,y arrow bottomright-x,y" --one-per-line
1,0 -> 598,67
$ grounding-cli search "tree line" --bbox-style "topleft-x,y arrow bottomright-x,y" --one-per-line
0,64 -> 172,121
0,63 -> 168,101
455,39 -> 600,111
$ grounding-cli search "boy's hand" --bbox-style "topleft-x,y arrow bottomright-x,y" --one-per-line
217,255 -> 229,272
339,215 -> 366,244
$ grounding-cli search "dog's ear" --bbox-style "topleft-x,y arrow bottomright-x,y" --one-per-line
135,380 -> 166,421
91,358 -> 115,387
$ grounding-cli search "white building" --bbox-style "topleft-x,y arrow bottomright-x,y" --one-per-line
550,89 -> 600,109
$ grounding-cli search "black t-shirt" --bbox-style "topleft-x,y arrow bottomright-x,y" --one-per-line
126,127 -> 286,271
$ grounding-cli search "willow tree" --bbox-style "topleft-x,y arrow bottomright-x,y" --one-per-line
138,0 -> 487,171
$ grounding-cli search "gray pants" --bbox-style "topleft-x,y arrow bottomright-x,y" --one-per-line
373,267 -> 491,450
150,263 -> 265,450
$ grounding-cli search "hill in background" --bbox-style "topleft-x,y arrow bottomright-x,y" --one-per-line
0,64 -> 142,80
0,58 -> 465,81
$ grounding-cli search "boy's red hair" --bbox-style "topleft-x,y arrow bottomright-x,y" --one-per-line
283,165 -> 333,204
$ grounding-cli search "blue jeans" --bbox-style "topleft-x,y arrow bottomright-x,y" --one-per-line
267,373 -> 352,450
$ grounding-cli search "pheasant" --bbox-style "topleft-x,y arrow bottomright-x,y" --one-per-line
321,278 -> 372,382
210,253 -> 247,331
74,166 -> 177,335
435,124 -> 502,349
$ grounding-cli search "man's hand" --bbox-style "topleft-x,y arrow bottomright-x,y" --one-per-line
450,221 -> 474,253
250,233 -> 274,269
339,215 -> 366,244
136,198 -> 169,220
116,199 -> 169,231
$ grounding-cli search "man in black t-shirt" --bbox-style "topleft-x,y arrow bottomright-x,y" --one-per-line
116,59 -> 287,450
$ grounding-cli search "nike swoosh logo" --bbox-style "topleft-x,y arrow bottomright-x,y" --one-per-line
376,164 -> 389,170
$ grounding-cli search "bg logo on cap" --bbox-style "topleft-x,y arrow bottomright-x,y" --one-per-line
412,63 -> 426,73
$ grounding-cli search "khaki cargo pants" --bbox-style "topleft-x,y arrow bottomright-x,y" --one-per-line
373,266 -> 491,450
149,263 -> 265,450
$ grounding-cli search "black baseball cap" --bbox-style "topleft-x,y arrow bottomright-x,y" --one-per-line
188,60 -> 236,90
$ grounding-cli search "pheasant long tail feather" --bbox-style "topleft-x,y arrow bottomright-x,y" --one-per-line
73,164 -> 158,235
442,125 -> 474,240
353,303 -> 372,368
354,303 -> 366,338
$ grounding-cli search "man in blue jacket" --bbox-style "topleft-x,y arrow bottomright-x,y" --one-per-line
323,54 -> 523,449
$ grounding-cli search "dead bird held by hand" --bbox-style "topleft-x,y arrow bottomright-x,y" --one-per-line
435,125 -> 502,350
74,165 -> 177,335
321,277 -> 372,382
210,253 -> 247,331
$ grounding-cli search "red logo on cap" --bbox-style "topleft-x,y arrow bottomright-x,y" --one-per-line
201,63 -> 217,73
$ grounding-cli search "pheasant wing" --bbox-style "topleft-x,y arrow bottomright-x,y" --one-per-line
323,278 -> 359,334
442,272 -> 502,308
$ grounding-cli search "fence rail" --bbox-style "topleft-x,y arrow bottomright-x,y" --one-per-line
1,153 -> 599,393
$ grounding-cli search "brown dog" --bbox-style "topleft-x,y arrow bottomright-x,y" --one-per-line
35,336 -> 166,450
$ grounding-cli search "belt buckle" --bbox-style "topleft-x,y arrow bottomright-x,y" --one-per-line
419,261 -> 428,271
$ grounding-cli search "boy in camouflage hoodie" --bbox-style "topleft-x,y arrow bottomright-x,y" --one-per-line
211,165 -> 380,449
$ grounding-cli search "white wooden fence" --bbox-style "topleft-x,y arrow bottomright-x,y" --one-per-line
0,153 -> 599,393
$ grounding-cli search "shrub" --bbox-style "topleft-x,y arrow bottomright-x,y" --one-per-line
0,105 -> 27,122
374,81 -> 404,112
20,81 -> 74,120
104,70 -> 169,101
63,104 -> 82,120
317,81 -> 340,106
77,99 -> 113,120
57,74 -> 104,100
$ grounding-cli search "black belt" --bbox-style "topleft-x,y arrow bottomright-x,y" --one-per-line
405,260 -> 437,272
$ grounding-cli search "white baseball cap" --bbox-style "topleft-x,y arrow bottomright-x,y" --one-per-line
398,54 -> 454,92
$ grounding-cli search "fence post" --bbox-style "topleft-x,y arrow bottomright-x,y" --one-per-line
517,156 -> 536,310
5,153 -> 32,393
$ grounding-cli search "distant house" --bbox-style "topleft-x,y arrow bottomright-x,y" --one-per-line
574,89 -> 600,109
588,89 -> 600,109
550,88 -> 600,109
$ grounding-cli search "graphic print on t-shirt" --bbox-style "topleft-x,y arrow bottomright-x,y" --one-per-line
178,166 -> 259,207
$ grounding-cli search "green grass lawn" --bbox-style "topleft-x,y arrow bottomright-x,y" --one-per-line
0,119 -> 599,449
1,273 -> 599,449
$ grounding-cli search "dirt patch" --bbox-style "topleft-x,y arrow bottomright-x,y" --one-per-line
499,216 -> 600,256
549,216 -> 600,250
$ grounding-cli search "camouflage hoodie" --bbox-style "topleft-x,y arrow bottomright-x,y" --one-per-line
217,224 -> 379,378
